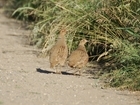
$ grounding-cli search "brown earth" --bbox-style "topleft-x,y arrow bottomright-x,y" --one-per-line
0,9 -> 140,105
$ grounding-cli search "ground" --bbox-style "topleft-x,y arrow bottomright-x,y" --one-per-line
0,9 -> 139,105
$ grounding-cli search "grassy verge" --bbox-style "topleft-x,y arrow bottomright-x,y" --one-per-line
0,101 -> 3,105
5,0 -> 140,91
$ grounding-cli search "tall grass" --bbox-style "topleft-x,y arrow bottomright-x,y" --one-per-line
11,0 -> 140,90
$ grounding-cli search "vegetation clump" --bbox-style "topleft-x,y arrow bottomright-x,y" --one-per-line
5,0 -> 140,91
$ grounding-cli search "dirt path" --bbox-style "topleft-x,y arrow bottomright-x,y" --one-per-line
0,9 -> 139,105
